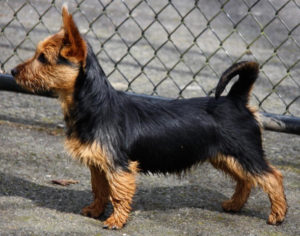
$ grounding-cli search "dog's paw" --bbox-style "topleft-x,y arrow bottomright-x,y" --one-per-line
267,212 -> 285,225
81,203 -> 104,218
103,215 -> 126,230
222,199 -> 243,212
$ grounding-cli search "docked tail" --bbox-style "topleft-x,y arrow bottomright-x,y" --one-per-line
215,61 -> 259,104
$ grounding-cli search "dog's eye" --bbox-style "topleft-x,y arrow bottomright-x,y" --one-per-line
37,53 -> 48,64
57,54 -> 77,67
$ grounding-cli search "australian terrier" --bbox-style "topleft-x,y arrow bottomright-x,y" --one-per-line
11,6 -> 287,229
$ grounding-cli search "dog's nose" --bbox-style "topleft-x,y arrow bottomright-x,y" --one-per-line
11,68 -> 18,77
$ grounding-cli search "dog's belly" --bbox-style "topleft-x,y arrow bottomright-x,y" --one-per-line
131,151 -> 206,174
129,133 -> 219,174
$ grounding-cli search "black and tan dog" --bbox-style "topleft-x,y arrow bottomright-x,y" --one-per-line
11,6 -> 287,229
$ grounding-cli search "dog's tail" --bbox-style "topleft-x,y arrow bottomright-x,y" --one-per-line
215,61 -> 259,104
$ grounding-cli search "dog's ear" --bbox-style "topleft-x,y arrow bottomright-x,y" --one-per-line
61,5 -> 87,64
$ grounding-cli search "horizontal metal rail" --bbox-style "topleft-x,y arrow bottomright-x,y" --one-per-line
0,73 -> 299,135
0,73 -> 55,97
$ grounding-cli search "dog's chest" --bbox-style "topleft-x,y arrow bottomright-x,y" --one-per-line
64,137 -> 111,171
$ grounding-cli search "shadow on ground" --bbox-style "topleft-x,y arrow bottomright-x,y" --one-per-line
0,170 -> 267,223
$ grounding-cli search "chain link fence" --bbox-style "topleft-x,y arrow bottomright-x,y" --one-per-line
0,0 -> 299,117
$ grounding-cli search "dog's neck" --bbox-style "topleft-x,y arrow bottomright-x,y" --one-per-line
63,44 -> 120,140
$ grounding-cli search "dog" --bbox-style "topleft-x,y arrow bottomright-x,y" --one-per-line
11,6 -> 287,229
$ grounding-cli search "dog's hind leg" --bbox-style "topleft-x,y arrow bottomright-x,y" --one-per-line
210,155 -> 252,212
210,155 -> 287,224
255,165 -> 287,225
222,179 -> 252,212
82,165 -> 110,218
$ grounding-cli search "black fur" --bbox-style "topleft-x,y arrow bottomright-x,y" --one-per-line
66,43 -> 270,175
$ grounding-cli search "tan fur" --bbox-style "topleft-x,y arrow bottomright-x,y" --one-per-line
82,165 -> 110,218
14,31 -> 80,94
210,154 -> 287,224
247,104 -> 263,128
256,167 -> 287,225
210,155 -> 252,211
221,180 -> 252,212
61,5 -> 87,64
104,161 -> 138,229
65,137 -> 113,172
13,6 -> 86,97
66,137 -> 139,228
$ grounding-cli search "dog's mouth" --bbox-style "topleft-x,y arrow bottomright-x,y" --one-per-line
11,73 -> 32,92
11,70 -> 56,97
11,71 -> 42,93
10,67 -> 24,85
15,78 -> 36,92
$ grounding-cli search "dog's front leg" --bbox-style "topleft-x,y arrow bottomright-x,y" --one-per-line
103,161 -> 138,229
82,165 -> 109,218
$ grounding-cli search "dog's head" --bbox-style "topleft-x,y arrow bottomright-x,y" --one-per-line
11,5 -> 86,95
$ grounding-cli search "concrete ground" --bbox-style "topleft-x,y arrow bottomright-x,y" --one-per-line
0,92 -> 299,236
0,0 -> 299,235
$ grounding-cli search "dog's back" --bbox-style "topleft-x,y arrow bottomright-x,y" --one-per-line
120,62 -> 262,175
